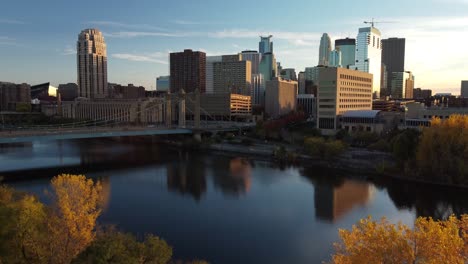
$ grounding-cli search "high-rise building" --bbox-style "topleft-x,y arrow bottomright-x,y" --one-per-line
265,77 -> 298,118
413,88 -> 433,99
380,63 -> 388,96
259,52 -> 277,81
156,76 -> 170,92
298,72 -> 306,94
316,67 -> 373,134
259,35 -> 273,54
206,56 -> 222,93
461,81 -> 468,98
77,29 -> 108,99
329,50 -> 342,68
319,33 -> 332,66
335,38 -> 356,68
58,83 -> 78,101
0,82 -> 31,111
113,84 -> 146,99
382,38 -> 405,94
353,27 -> 382,98
280,68 -> 297,81
391,71 -> 414,99
170,49 -> 206,93
251,74 -> 265,106
240,50 -> 260,75
213,55 -> 251,95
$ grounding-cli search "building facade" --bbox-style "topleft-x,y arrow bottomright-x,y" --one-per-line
213,55 -> 251,95
259,35 -> 273,54
112,84 -> 146,99
391,71 -> 414,99
329,50 -> 342,68
265,77 -> 298,118
251,74 -> 265,106
316,67 -> 373,134
280,68 -> 297,81
335,38 -> 356,68
156,76 -> 170,92
352,27 -> 382,98
185,93 -> 252,120
462,81 -> 468,98
319,33 -> 332,66
170,49 -> 206,93
58,83 -> 78,101
0,82 -> 31,111
77,29 -> 108,99
240,50 -> 260,75
382,38 -> 405,95
297,94 -> 317,120
413,88 -> 432,99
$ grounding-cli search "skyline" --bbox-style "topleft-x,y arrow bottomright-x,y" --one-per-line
1,0 -> 467,94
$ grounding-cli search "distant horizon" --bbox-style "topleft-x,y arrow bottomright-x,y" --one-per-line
1,0 -> 467,95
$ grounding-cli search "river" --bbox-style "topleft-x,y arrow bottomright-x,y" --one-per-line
1,137 -> 467,263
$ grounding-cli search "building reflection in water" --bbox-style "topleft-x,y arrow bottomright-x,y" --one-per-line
99,176 -> 111,213
212,157 -> 252,196
314,181 -> 372,223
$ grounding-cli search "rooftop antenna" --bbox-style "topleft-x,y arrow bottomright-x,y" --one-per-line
364,18 -> 396,27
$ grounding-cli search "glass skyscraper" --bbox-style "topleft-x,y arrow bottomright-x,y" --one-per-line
318,33 -> 331,66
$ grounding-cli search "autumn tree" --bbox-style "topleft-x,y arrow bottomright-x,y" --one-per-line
47,174 -> 103,264
331,215 -> 468,264
416,115 -> 468,185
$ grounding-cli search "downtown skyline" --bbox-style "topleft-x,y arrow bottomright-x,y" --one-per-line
1,0 -> 467,94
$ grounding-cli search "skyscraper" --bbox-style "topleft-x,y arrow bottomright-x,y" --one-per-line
259,35 -> 273,54
335,38 -> 356,68
77,28 -> 108,99
462,81 -> 468,98
353,27 -> 382,98
213,54 -> 251,95
240,50 -> 260,75
391,71 -> 414,99
170,49 -> 206,93
206,56 -> 222,93
318,33 -> 332,66
382,38 -> 406,95
329,50 -> 342,68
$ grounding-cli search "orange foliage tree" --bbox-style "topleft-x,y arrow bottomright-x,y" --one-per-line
331,215 -> 468,264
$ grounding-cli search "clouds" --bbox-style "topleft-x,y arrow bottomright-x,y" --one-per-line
112,52 -> 168,64
0,19 -> 26,25
86,20 -> 167,31
0,36 -> 17,46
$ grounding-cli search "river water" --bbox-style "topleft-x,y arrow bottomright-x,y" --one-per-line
1,138 -> 467,263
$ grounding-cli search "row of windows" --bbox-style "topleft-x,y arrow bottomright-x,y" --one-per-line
339,99 -> 371,103
340,87 -> 372,93
423,115 -> 451,119
339,104 -> 371,109
341,81 -> 372,88
339,74 -> 371,83
339,93 -> 372,98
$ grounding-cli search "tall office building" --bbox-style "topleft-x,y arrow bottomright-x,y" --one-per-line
353,27 -> 382,98
240,50 -> 260,75
335,38 -> 356,68
259,35 -> 273,54
391,71 -> 414,99
461,81 -> 468,98
280,68 -> 297,81
318,33 -> 332,66
329,50 -> 342,68
252,74 -> 265,106
170,49 -> 206,93
259,52 -> 277,81
0,82 -> 31,111
382,38 -> 405,95
156,76 -> 170,92
206,56 -> 223,94
213,55 -> 251,95
77,28 -> 108,99
298,72 -> 306,94
316,67 -> 373,134
265,77 -> 298,118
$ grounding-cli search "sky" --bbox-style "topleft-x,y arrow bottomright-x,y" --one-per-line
0,0 -> 467,94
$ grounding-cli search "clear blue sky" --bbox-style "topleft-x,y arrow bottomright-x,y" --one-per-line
1,0 -> 467,94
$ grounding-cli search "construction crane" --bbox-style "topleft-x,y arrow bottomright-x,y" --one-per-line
364,18 -> 395,27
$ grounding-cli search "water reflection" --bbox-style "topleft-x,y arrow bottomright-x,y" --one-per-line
167,153 -> 207,201
314,181 -> 372,223
211,157 -> 252,196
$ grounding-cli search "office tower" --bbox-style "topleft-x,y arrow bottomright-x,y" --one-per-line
252,74 -> 265,106
206,56 -> 222,93
329,50 -> 342,68
316,67 -> 373,133
170,49 -> 206,93
353,26 -> 382,98
391,71 -> 414,99
259,52 -> 277,81
382,38 -> 405,94
461,81 -> 468,98
259,35 -> 273,54
318,33 -> 332,66
335,38 -> 356,68
297,94 -> 316,119
156,76 -> 170,92
213,55 -> 251,95
0,82 -> 31,111
305,66 -> 322,84
413,88 -> 433,100
77,28 -> 108,99
240,50 -> 260,75
280,68 -> 297,81
380,64 -> 388,96
265,77 -> 298,118
58,83 -> 78,101
298,72 -> 306,94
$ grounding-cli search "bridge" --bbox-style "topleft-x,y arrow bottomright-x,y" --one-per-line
0,90 -> 255,144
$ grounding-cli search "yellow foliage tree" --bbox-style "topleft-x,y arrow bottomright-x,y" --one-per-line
47,174 -> 103,264
331,215 -> 468,264
416,115 -> 468,184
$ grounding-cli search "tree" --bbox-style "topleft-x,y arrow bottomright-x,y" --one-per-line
391,129 -> 420,169
47,174 -> 103,264
416,115 -> 468,184
331,215 -> 468,264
